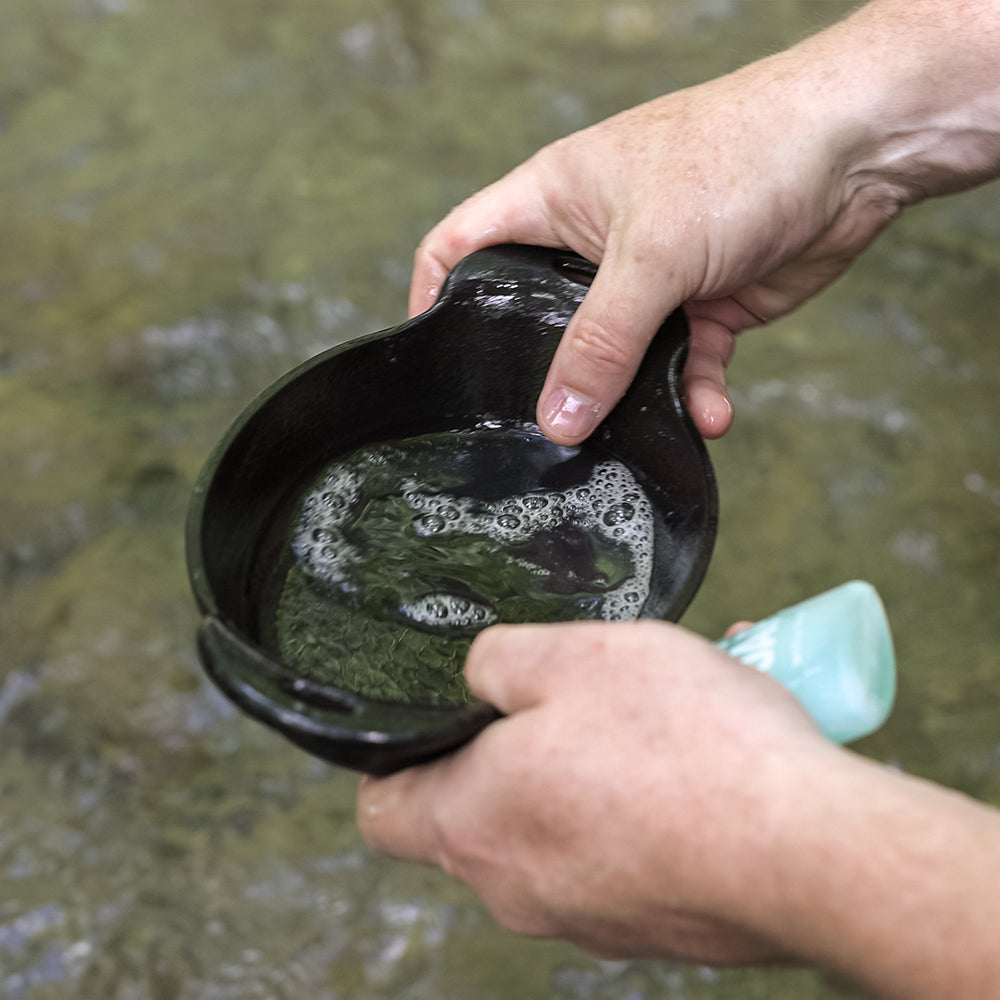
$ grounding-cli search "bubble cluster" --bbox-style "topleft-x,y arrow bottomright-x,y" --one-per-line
290,436 -> 654,625
395,459 -> 653,621
290,465 -> 362,586
400,594 -> 497,629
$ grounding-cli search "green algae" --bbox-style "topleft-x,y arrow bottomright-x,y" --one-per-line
0,1 -> 995,997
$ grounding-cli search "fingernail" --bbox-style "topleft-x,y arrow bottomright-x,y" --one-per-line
541,387 -> 602,441
698,388 -> 734,440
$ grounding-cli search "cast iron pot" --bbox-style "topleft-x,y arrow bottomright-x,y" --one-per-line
186,244 -> 718,774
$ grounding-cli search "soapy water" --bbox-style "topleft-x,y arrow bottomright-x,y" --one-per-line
292,442 -> 653,624
272,423 -> 655,704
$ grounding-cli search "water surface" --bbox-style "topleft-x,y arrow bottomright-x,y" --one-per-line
2,2 -> 998,998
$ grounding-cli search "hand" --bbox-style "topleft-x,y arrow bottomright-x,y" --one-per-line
410,0 -> 1000,446
409,53 -> 900,444
357,620 -> 831,966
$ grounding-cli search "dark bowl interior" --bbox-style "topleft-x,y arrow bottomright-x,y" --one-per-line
186,245 -> 718,774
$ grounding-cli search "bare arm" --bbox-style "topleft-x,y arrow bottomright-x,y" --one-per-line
763,750 -> 1000,999
358,623 -> 1000,998
409,0 -> 1000,442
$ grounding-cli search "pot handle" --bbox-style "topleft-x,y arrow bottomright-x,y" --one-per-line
432,244 -> 600,322
197,615 -> 500,774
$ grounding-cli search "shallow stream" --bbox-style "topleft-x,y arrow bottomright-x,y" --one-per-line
2,2 -> 998,998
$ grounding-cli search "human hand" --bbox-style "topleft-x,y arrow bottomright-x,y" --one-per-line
409,52 -> 899,443
357,620 -> 834,966
411,0 -> 1000,446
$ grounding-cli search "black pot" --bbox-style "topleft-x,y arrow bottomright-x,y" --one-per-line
185,245 -> 717,774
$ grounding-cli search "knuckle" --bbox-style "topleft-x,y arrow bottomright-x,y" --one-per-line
692,327 -> 737,367
431,805 -> 499,886
566,315 -> 636,377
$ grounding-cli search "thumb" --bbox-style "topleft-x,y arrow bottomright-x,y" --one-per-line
537,252 -> 680,445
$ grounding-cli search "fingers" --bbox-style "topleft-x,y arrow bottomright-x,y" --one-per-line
408,170 -> 556,318
358,623 -> 568,864
464,621 -> 593,713
537,251 -> 680,444
408,240 -> 457,319
682,309 -> 738,440
682,296 -> 765,439
411,182 -> 766,446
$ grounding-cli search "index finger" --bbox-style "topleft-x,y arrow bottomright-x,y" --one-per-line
407,172 -> 556,318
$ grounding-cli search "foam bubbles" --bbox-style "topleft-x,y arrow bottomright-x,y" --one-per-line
413,513 -> 446,536
287,426 -> 657,636
401,594 -> 498,629
289,465 -> 362,586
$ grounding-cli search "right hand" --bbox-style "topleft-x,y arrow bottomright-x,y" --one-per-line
409,25 -> 913,443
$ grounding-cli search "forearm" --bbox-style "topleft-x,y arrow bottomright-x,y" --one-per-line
754,750 -> 1000,999
780,0 -> 1000,205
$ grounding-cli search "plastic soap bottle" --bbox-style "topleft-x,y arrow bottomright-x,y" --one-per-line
714,580 -> 896,744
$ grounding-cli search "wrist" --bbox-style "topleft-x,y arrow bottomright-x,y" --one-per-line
753,750 -> 1000,999
807,0 -> 1000,207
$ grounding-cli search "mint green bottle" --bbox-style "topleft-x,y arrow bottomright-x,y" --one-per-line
714,580 -> 896,744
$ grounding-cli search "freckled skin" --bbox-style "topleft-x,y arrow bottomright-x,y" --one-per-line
409,2 -> 1000,451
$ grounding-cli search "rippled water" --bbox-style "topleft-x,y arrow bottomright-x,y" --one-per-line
1,1 -> 998,998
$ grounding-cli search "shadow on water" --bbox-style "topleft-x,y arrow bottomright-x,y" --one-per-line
0,1 -> 997,997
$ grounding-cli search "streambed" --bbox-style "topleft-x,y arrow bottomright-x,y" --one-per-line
2,2 -> 998,998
